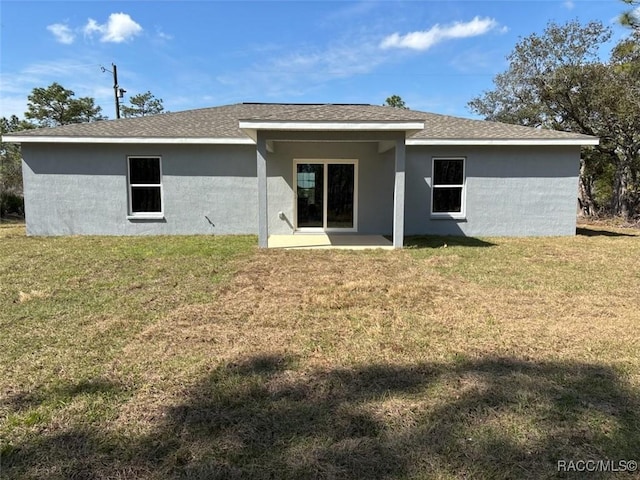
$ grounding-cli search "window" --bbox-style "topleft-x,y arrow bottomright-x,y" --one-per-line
128,156 -> 162,217
431,157 -> 465,217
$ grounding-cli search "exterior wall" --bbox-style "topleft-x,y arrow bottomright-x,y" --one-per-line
266,141 -> 395,235
22,143 -> 257,236
405,145 -> 581,236
21,141 -> 581,238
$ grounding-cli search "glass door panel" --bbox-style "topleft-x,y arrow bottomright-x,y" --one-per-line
327,163 -> 354,228
296,163 -> 324,227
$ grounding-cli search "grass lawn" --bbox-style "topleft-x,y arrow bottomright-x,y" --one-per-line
1,222 -> 639,479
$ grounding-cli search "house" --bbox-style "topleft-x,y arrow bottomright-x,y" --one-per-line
3,103 -> 598,248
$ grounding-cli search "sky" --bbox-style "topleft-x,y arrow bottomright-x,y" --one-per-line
0,0 -> 635,121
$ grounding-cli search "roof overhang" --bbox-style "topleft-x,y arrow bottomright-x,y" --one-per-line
3,134 -> 598,147
407,138 -> 599,146
238,120 -> 425,142
1,136 -> 255,145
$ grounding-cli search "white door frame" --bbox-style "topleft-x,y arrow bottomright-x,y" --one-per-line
293,159 -> 358,233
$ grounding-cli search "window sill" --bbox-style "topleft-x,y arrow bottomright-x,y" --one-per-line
127,214 -> 165,221
430,213 -> 466,221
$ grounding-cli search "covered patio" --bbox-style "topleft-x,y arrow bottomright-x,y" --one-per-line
239,108 -> 426,249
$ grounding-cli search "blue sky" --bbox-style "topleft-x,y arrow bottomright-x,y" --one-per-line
0,0 -> 634,121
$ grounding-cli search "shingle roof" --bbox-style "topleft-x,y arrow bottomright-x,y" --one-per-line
240,103 -> 427,123
413,112 -> 593,140
4,102 -> 597,142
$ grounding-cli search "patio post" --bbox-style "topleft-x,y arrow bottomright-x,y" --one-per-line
257,131 -> 268,248
393,137 -> 406,249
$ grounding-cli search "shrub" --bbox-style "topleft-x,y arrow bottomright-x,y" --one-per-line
0,192 -> 24,218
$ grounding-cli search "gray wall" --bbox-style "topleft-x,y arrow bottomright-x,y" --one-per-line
22,143 -> 257,236
266,141 -> 395,235
405,145 -> 581,236
21,141 -> 581,237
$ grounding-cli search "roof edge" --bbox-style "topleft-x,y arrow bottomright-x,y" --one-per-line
407,138 -> 599,146
238,120 -> 425,130
238,120 -> 425,142
2,135 -> 255,145
4,135 -> 599,146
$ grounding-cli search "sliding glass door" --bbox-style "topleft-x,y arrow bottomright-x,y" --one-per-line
295,160 -> 357,231
296,163 -> 324,228
326,163 -> 355,228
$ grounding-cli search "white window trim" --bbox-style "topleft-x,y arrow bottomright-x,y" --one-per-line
431,157 -> 466,220
127,156 -> 164,219
293,159 -> 359,233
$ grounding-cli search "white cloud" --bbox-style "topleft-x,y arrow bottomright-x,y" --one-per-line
46,23 -> 75,44
380,16 -> 501,51
0,59 -> 122,119
154,26 -> 173,42
83,13 -> 143,43
216,37 -> 389,100
564,0 -> 575,10
83,18 -> 102,37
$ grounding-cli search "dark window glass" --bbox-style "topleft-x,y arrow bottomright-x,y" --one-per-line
131,187 -> 161,213
433,187 -> 462,213
296,163 -> 323,227
433,159 -> 463,185
327,163 -> 354,228
130,157 -> 160,184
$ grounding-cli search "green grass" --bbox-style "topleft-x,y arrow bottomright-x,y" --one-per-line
1,222 -> 639,479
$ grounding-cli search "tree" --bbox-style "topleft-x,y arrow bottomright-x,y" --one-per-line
383,95 -> 408,109
120,91 -> 165,118
468,20 -> 640,219
621,0 -> 640,30
0,116 -> 34,218
25,82 -> 106,128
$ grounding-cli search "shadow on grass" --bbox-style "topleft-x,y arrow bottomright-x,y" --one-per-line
405,235 -> 496,249
3,356 -> 639,479
1,377 -> 125,414
576,227 -> 637,237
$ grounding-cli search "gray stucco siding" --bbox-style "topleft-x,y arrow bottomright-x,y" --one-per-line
265,141 -> 395,235
405,145 -> 581,236
20,141 -> 581,238
22,143 -> 257,236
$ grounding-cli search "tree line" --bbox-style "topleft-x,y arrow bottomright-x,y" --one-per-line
389,5 -> 639,221
0,84 -> 164,218
469,15 -> 639,220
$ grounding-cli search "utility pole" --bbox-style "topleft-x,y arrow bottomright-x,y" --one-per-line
101,63 -> 126,119
112,63 -> 121,119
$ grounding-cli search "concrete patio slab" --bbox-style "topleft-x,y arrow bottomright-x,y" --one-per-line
268,234 -> 394,250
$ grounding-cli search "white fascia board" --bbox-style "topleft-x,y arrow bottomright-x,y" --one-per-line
407,138 -> 599,146
239,121 -> 425,131
2,136 -> 255,145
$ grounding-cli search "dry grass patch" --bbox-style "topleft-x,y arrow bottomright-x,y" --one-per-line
2,224 -> 640,479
